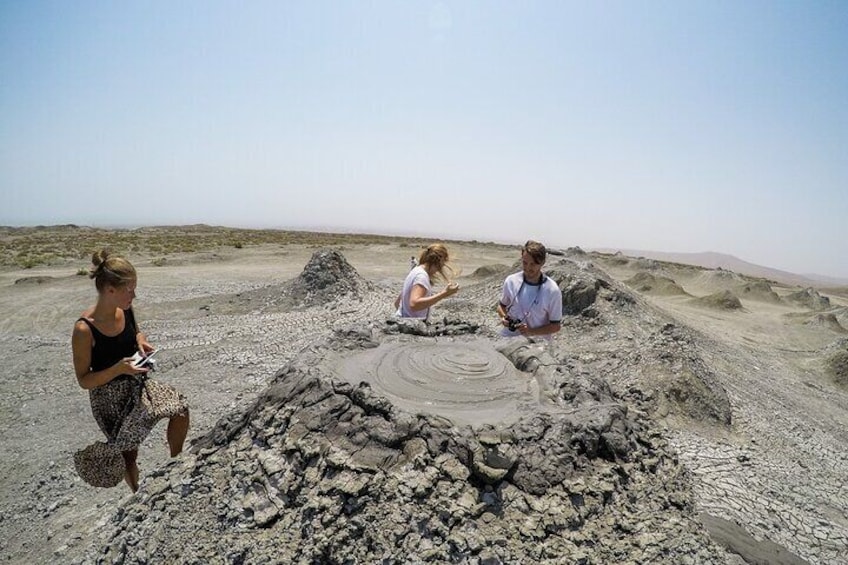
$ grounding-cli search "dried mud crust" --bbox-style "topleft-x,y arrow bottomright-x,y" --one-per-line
84,327 -> 726,564
0,243 -> 846,564
582,255 -> 848,565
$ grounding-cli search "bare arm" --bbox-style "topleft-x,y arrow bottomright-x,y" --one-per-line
497,302 -> 510,327
135,330 -> 153,355
408,282 -> 459,312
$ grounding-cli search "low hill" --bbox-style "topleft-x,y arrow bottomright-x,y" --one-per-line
592,249 -> 848,287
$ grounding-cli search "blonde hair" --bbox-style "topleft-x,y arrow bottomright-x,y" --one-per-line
418,243 -> 454,283
90,249 -> 136,292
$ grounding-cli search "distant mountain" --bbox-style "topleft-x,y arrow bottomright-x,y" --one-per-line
590,249 -> 848,288
801,272 -> 848,287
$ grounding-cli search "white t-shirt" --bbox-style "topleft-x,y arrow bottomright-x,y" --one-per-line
397,265 -> 432,319
499,272 -> 562,337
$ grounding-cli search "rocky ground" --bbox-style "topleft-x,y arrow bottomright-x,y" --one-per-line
0,234 -> 846,564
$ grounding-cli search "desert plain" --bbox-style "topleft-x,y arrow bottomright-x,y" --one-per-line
0,225 -> 846,564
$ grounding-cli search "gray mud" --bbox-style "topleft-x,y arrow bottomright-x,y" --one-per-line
330,338 -> 533,426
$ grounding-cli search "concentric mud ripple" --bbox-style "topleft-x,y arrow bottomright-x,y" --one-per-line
335,339 -> 535,425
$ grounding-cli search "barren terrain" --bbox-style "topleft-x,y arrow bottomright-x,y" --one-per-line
0,227 -> 846,564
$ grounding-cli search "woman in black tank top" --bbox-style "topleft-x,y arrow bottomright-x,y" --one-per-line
71,250 -> 189,492
76,308 -> 138,376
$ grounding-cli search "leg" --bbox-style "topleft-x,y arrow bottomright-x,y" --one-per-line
122,449 -> 139,493
167,410 -> 190,457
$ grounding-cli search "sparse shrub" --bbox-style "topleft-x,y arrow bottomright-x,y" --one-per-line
76,267 -> 88,276
151,257 -> 167,267
17,253 -> 51,268
233,242 -> 243,249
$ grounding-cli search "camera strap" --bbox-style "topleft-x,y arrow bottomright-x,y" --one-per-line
509,274 -> 545,322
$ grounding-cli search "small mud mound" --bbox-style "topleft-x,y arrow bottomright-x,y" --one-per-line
833,307 -> 848,328
692,290 -> 743,310
736,281 -> 781,303
696,269 -> 746,289
784,287 -> 830,311
648,324 -> 733,427
605,251 -> 630,266
546,262 -> 614,316
783,311 -> 839,330
804,313 -> 847,333
470,263 -> 510,278
632,257 -> 660,270
190,249 -> 373,314
625,272 -> 688,296
288,248 -> 372,306
826,349 -> 848,388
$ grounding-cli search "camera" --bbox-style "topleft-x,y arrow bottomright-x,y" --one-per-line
506,317 -> 522,331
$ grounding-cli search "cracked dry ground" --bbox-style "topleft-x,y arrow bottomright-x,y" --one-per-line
0,243 -> 846,564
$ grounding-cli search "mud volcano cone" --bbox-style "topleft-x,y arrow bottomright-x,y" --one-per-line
89,326 -> 725,563
288,248 -> 372,306
693,290 -> 743,310
786,287 -> 831,311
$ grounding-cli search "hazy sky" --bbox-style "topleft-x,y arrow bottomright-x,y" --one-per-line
2,1 -> 846,277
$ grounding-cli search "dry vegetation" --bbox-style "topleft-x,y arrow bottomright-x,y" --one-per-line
0,225 -> 504,269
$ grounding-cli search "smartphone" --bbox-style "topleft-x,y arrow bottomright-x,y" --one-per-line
132,350 -> 158,369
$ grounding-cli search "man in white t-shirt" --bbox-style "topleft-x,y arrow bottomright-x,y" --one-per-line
497,240 -> 562,338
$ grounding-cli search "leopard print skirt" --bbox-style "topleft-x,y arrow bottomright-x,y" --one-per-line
75,377 -> 188,487
89,376 -> 188,452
